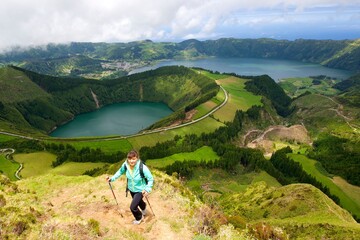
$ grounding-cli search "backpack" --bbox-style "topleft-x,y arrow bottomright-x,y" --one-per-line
124,161 -> 148,197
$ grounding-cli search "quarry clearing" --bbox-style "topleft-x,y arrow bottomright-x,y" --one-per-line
245,124 -> 312,156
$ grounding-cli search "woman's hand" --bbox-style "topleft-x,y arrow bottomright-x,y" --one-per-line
142,190 -> 149,197
106,176 -> 111,182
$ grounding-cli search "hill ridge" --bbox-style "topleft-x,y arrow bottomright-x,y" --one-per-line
1,172 -> 360,239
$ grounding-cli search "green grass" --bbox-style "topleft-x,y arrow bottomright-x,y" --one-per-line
279,77 -> 341,98
333,176 -> 360,208
146,146 -> 219,168
0,154 -> 19,181
186,167 -> 281,197
213,77 -> 262,122
13,152 -> 55,178
49,162 -> 106,176
0,66 -> 49,103
50,138 -> 133,154
128,117 -> 224,149
0,134 -> 18,143
193,90 -> 225,119
195,69 -> 230,80
12,151 -> 108,178
288,153 -> 360,219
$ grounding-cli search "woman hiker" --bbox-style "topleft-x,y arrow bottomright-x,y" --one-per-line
106,149 -> 154,225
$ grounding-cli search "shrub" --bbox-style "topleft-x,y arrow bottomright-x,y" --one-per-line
0,194 -> 6,207
88,218 -> 101,236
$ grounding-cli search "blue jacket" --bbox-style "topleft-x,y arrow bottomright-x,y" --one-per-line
110,160 -> 154,193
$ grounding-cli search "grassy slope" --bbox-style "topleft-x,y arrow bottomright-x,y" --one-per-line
0,154 -> 19,181
12,152 -> 108,179
0,67 -> 49,104
146,146 -> 219,168
13,152 -> 55,178
279,77 -> 340,98
220,182 -> 360,239
187,168 -> 281,196
288,153 -> 360,219
214,77 -> 262,123
53,138 -> 133,154
290,94 -> 355,137
49,162 -> 106,176
0,171 -> 245,240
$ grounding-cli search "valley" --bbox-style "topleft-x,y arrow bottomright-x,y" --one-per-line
1,39 -> 360,239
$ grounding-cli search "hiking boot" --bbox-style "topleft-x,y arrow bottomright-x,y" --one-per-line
132,216 -> 143,225
141,208 -> 148,216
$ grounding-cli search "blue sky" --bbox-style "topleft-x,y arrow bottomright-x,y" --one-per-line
0,0 -> 359,51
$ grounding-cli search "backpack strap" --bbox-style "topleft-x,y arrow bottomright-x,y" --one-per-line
139,161 -> 148,184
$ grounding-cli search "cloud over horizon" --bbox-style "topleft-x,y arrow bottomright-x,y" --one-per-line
1,0 -> 359,51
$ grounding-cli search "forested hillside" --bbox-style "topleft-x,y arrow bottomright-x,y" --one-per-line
0,38 -> 359,78
0,66 -> 218,134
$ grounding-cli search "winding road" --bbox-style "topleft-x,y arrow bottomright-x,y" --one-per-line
0,148 -> 22,180
0,85 -> 228,142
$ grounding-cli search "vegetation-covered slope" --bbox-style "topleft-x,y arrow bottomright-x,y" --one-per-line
1,38 -> 359,78
1,170 -> 359,239
0,66 -> 219,134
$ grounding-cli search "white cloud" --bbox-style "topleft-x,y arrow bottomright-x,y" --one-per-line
0,0 -> 359,51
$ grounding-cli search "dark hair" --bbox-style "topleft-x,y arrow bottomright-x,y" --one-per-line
127,150 -> 139,159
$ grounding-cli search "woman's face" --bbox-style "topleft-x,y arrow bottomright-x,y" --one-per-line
127,156 -> 138,167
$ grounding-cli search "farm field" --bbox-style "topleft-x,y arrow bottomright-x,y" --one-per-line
49,162 -> 107,176
12,152 -> 107,178
146,146 -> 219,168
213,76 -> 262,122
279,77 -> 340,97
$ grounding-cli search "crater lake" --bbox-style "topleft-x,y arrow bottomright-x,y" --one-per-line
51,57 -> 353,138
50,102 -> 173,138
129,57 -> 353,81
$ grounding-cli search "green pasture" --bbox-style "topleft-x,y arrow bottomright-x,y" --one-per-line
186,168 -> 281,196
279,77 -> 340,98
13,151 -> 109,178
0,134 -> 18,143
333,177 -> 360,208
146,146 -> 219,168
288,153 -> 360,219
213,77 -> 262,122
55,138 -> 133,154
13,152 -> 55,178
195,69 -> 230,80
128,117 -> 224,149
193,89 -> 225,119
49,162 -> 106,176
0,154 -> 19,181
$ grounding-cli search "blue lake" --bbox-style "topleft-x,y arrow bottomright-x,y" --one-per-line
51,57 -> 353,137
130,57 -> 353,81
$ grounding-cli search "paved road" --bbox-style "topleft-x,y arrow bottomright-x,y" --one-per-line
0,85 -> 229,142
0,148 -> 22,180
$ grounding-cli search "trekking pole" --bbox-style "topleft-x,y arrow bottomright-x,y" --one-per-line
145,196 -> 155,217
108,182 -> 124,217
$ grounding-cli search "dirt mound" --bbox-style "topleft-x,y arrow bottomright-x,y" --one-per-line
245,124 -> 311,155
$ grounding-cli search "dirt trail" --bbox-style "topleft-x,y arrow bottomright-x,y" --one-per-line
46,176 -> 194,239
320,94 -> 358,131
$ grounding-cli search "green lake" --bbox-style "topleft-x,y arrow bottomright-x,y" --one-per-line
50,102 -> 173,138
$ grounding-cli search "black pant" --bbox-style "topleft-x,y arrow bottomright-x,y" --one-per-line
130,191 -> 146,220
